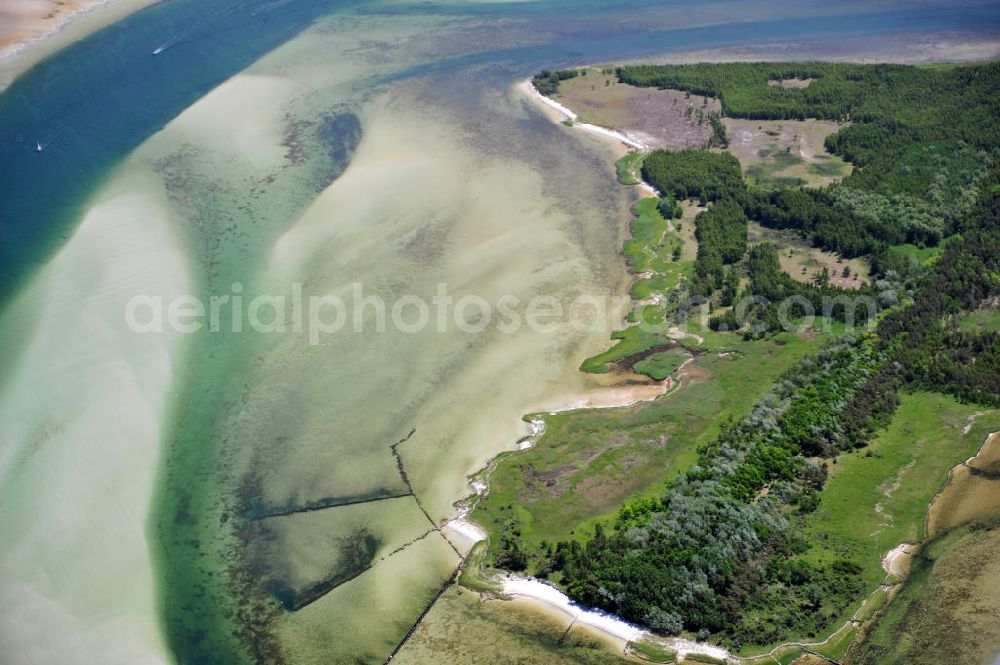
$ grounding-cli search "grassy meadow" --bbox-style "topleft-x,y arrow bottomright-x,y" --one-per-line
581,197 -> 700,375
472,331 -> 832,565
799,391 -> 1000,587
848,520 -> 1000,665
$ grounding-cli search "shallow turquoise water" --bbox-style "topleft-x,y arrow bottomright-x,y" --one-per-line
2,2 -> 999,664
3,0 -> 1000,300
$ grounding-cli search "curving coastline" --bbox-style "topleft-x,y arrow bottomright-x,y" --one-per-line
4,3 -> 1000,663
518,79 -> 650,150
0,0 -> 160,90
456,75 -> 1000,665
443,79 -> 736,663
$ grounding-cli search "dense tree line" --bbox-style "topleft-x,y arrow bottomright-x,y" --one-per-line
500,63 -> 1000,650
648,150 -> 986,263
531,68 -> 580,95
745,188 -> 884,257
707,111 -> 728,148
646,147 -> 988,262
917,329 -> 1000,405
641,149 -> 744,203
543,337 -> 886,646
876,165 -> 1000,405
692,200 -> 747,295
641,146 -> 955,277
617,62 -> 1000,152
620,61 -> 1000,253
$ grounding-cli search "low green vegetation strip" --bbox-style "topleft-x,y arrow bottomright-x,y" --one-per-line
624,198 -> 677,276
767,646 -> 804,665
474,333 -> 829,570
808,625 -> 859,661
633,348 -> 689,381
629,639 -> 677,663
684,654 -> 726,665
581,197 -> 690,374
494,61 -> 1000,659
579,325 -> 675,375
615,152 -> 645,185
800,392 -> 1000,588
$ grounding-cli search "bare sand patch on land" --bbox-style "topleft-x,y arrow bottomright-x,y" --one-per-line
725,117 -> 851,187
0,0 -> 158,90
749,221 -> 868,289
552,69 -> 719,150
768,77 -> 814,89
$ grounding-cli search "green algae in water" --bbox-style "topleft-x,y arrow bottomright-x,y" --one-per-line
7,2 -> 995,664
149,12 -> 633,665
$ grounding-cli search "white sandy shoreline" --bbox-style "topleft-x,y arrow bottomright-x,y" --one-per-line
0,0 -> 160,90
439,78 -> 669,652
500,576 -> 734,662
518,79 -> 661,199
502,576 -> 643,642
518,79 -> 651,151
454,77 -> 905,664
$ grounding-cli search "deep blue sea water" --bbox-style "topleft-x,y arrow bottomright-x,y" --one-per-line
2,3 -> 1000,663
2,0 -> 1000,303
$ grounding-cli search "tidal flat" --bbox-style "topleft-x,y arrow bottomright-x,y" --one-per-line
140,13 -> 639,665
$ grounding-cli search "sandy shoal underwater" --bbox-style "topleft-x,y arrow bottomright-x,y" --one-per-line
0,166 -> 189,664
1,8 -> 638,664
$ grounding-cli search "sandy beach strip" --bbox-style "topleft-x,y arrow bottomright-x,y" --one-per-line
501,577 -> 734,663
0,0 -> 160,90
502,576 -> 644,643
517,79 -> 651,153
881,542 -> 916,577
517,79 -> 662,202
533,378 -> 672,413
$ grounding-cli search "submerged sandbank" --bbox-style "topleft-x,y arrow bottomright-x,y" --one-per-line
0,166 -> 189,665
617,31 -> 1000,67
132,17 -> 638,658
